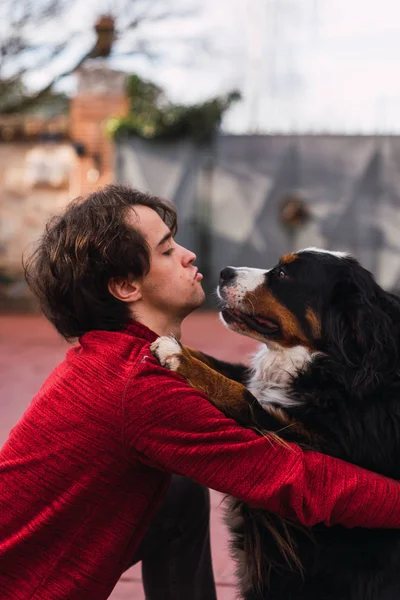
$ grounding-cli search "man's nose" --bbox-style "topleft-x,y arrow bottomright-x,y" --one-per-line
183,247 -> 196,265
220,267 -> 236,283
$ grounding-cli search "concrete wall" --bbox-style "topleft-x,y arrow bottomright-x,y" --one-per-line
117,134 -> 400,298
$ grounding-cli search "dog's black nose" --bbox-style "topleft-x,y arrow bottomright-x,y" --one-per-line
220,267 -> 236,282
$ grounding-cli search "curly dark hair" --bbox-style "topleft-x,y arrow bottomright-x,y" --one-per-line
23,184 -> 177,340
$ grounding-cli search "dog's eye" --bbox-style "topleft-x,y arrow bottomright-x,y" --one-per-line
278,268 -> 288,279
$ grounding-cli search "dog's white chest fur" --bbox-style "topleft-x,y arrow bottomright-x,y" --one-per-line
247,344 -> 313,408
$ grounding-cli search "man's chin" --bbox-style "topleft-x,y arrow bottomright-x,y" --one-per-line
192,290 -> 206,310
198,288 -> 206,305
181,290 -> 206,318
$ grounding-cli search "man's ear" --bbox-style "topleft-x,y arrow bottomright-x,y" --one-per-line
108,276 -> 142,303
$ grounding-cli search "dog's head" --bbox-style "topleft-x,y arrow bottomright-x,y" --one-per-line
218,247 -> 400,394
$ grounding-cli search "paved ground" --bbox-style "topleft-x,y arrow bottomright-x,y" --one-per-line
0,312 -> 259,599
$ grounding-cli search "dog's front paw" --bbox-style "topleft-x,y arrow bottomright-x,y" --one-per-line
150,336 -> 183,371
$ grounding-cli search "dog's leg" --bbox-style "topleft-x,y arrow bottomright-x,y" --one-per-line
151,336 -> 295,435
151,336 -> 259,424
184,347 -> 250,384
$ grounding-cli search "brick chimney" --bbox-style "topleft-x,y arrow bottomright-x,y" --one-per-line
69,61 -> 129,196
90,15 -> 115,58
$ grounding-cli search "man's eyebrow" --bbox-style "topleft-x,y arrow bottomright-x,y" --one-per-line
156,231 -> 173,248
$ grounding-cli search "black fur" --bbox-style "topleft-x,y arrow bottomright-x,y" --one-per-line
215,252 -> 400,600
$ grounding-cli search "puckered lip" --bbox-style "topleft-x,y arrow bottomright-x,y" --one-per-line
221,306 -> 280,335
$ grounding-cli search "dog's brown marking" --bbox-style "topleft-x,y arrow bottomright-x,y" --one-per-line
185,347 -> 215,368
280,253 -> 298,265
306,307 -> 321,338
245,290 -> 311,348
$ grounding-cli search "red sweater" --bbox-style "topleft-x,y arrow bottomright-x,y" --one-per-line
1,321 -> 400,599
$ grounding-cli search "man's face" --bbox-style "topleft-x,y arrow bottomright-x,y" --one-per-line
129,205 -> 205,318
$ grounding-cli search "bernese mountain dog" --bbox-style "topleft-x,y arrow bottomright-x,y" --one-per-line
151,247 -> 400,600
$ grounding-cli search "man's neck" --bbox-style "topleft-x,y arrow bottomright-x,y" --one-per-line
130,307 -> 183,340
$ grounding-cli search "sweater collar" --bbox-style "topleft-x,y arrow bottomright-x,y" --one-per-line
122,319 -> 158,343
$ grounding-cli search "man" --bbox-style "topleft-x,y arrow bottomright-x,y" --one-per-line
1,184 -> 400,600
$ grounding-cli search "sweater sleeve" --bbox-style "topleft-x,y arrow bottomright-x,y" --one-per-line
123,351 -> 400,529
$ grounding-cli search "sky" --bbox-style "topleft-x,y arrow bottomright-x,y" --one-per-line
22,0 -> 400,134
121,0 -> 400,134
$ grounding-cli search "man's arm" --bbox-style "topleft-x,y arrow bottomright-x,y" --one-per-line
124,350 -> 400,529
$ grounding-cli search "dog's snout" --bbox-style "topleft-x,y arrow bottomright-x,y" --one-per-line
220,267 -> 236,283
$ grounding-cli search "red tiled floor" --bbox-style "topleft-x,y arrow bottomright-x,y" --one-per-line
0,312 -> 258,599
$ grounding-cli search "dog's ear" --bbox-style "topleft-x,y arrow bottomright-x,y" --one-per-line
324,268 -> 399,396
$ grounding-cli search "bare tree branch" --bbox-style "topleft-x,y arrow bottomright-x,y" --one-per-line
0,0 -> 204,114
